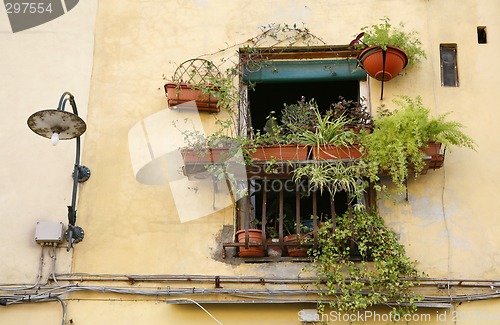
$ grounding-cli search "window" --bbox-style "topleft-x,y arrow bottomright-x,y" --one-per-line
248,80 -> 361,131
225,46 -> 376,260
440,44 -> 459,87
477,26 -> 487,44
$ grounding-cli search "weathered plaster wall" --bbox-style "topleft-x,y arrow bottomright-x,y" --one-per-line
381,0 -> 500,279
2,0 -> 500,324
76,0 -> 500,279
0,2 -> 97,324
0,1 -> 97,282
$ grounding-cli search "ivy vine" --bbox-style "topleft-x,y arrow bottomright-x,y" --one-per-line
306,208 -> 426,318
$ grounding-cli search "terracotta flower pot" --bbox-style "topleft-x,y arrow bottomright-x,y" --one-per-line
180,147 -> 231,164
358,46 -> 408,81
248,144 -> 309,161
165,82 -> 219,112
180,147 -> 234,178
422,142 -> 444,169
284,234 -> 311,257
312,144 -> 363,160
236,229 -> 265,257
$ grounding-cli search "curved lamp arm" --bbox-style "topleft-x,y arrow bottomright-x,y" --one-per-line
59,92 -> 86,251
27,91 -> 90,251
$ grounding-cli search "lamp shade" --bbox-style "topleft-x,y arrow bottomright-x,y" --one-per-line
27,109 -> 87,140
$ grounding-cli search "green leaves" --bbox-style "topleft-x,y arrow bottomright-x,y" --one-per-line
310,209 -> 424,316
295,102 -> 356,148
292,162 -> 363,198
363,95 -> 476,194
281,98 -> 318,134
358,17 -> 427,66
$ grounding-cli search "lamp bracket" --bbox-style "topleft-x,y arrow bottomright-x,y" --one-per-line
66,225 -> 84,251
74,165 -> 91,183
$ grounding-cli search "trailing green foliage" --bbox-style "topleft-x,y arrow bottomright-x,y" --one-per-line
363,95 -> 476,193
292,162 -> 364,198
308,209 -> 425,316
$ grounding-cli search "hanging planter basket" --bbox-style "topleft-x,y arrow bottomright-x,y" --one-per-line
165,82 -> 219,112
358,45 -> 408,81
422,141 -> 445,169
165,58 -> 221,113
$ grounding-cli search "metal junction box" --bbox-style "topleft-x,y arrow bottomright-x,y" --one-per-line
35,221 -> 65,245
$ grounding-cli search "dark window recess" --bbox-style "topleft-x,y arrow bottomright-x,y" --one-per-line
440,44 -> 459,87
223,52 -> 370,261
249,179 -> 354,231
477,26 -> 487,44
248,80 -> 359,132
229,178 -> 374,260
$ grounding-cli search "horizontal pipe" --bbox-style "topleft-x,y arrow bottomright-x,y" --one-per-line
2,284 -> 500,306
50,273 -> 500,287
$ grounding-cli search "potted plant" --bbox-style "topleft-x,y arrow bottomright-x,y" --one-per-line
283,232 -> 312,257
292,161 -> 365,205
172,119 -> 246,182
236,228 -> 265,257
350,17 -> 426,81
247,105 -> 310,162
327,96 -> 374,133
293,100 -> 361,160
283,219 -> 313,258
280,96 -> 319,134
246,132 -> 308,162
164,59 -> 222,112
363,95 -> 476,193
176,126 -> 237,163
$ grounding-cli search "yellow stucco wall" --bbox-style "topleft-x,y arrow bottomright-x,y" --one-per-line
2,0 -> 500,324
0,0 -> 97,283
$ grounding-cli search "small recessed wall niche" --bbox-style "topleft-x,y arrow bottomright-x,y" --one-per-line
477,26 -> 487,44
440,44 -> 459,87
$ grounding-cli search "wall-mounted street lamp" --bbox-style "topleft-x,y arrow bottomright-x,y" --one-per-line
27,91 -> 90,251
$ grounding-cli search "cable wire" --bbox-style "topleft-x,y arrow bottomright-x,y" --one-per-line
172,298 -> 222,325
55,297 -> 66,325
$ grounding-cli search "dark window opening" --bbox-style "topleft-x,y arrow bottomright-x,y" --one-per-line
224,51 -> 372,261
248,80 -> 359,132
226,176 -> 376,260
440,44 -> 459,87
249,179 -> 354,231
477,26 -> 487,44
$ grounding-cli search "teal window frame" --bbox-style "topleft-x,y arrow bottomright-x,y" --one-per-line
243,59 -> 366,83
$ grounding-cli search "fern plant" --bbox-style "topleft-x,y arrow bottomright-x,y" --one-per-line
363,95 -> 476,193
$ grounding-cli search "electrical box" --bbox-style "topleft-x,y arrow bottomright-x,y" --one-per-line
35,221 -> 65,245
